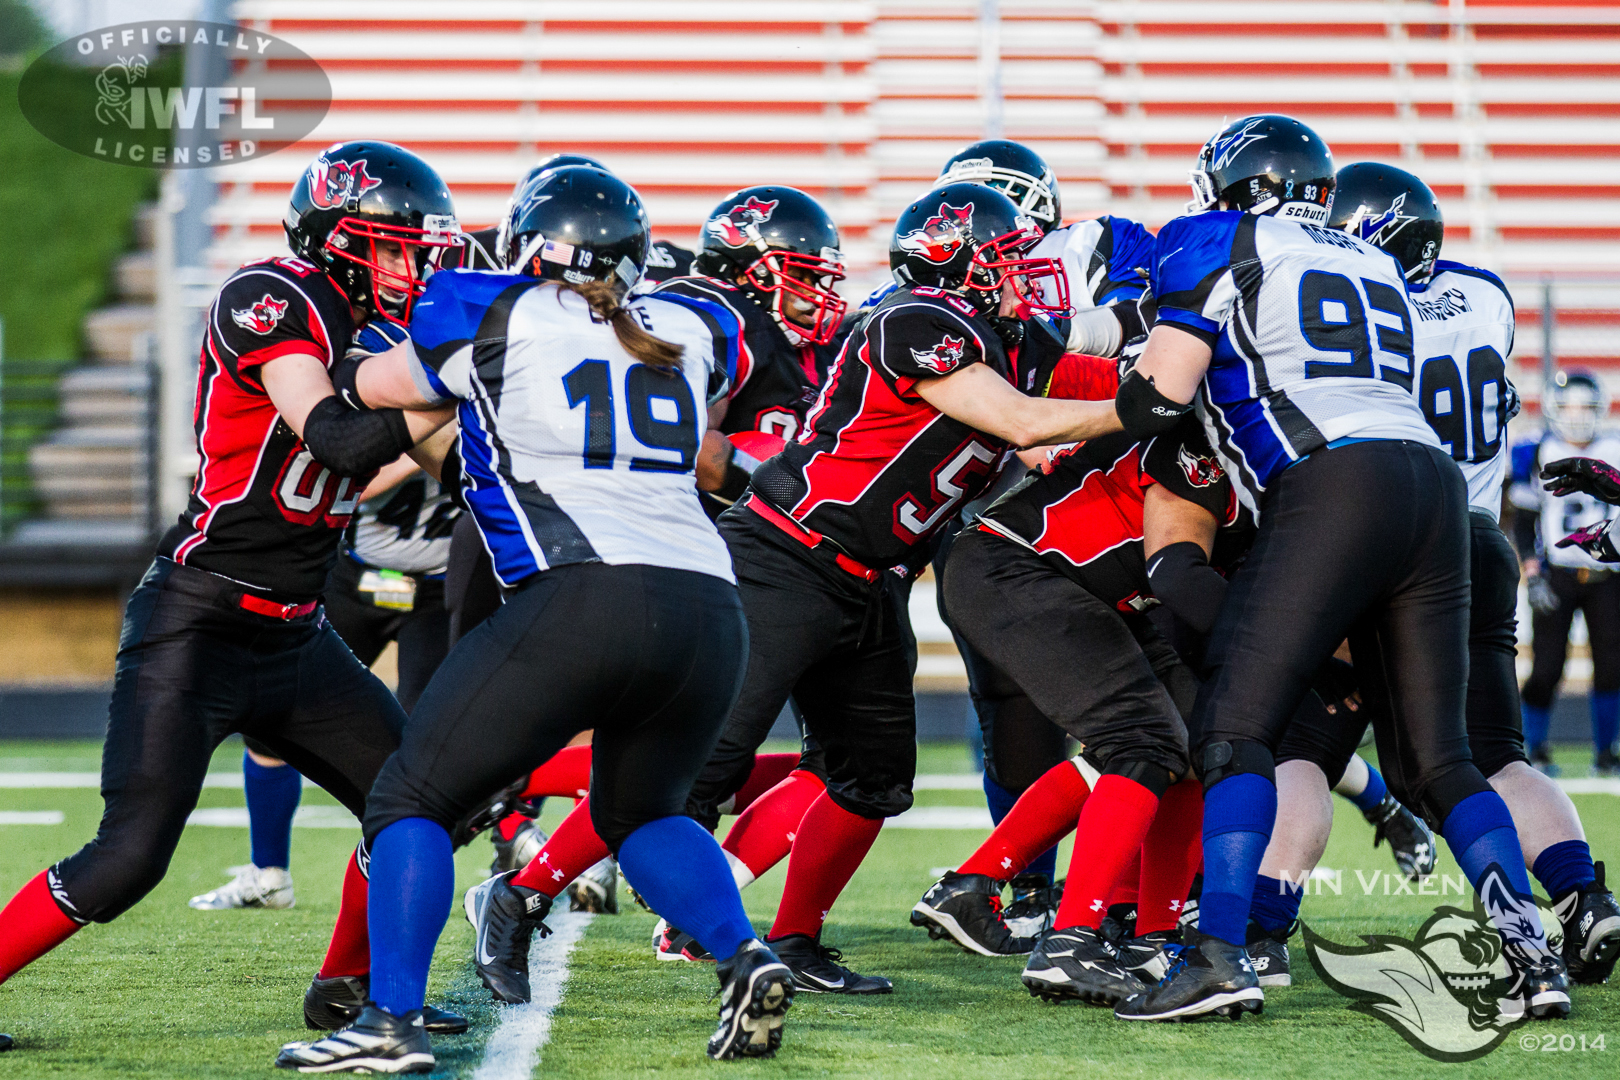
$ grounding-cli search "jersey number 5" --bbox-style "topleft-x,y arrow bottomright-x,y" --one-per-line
563,359 -> 698,472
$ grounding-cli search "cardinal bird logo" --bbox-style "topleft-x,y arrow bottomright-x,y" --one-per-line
1177,444 -> 1224,488
707,196 -> 780,248
895,201 -> 975,264
909,334 -> 967,374
307,157 -> 384,211
231,293 -> 291,335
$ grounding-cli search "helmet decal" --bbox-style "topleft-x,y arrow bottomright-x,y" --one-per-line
895,201 -> 976,264
707,196 -> 780,248
308,157 -> 383,210
230,293 -> 291,335
909,334 -> 967,374
1209,118 -> 1269,171
1347,190 -> 1418,248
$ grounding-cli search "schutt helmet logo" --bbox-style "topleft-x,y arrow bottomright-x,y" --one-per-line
910,334 -> 967,374
308,157 -> 384,210
230,293 -> 290,335
1177,445 -> 1224,488
708,196 -> 780,248
896,201 -> 975,264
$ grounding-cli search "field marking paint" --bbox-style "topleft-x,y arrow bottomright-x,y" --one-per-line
186,806 -> 357,828
0,811 -> 64,825
912,773 -> 984,791
472,909 -> 594,1080
0,772 -> 253,788
889,806 -> 993,830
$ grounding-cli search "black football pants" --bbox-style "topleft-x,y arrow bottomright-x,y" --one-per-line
1522,563 -> 1620,709
52,559 -> 406,923
362,562 -> 747,852
322,555 -> 450,714
444,513 -> 504,647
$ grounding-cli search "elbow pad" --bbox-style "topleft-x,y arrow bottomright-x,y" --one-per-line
1146,540 -> 1227,635
301,396 -> 416,478
1116,369 -> 1192,440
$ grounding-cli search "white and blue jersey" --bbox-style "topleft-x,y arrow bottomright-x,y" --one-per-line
1151,211 -> 1438,515
405,269 -> 739,587
1408,260 -> 1518,521
1030,214 -> 1155,310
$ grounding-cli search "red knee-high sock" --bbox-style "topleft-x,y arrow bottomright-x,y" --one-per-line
1106,850 -> 1142,907
511,798 -> 611,897
1136,776 -> 1204,934
1052,775 -> 1160,932
727,753 -> 802,816
958,759 -> 1090,880
520,745 -> 592,800
318,849 -> 370,979
767,792 -> 883,940
0,870 -> 82,985
721,769 -> 825,886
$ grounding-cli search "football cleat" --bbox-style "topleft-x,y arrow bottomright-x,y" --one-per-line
302,974 -> 467,1034
1365,793 -> 1437,880
489,821 -> 548,877
463,871 -> 553,1004
275,1004 -> 433,1074
654,919 -> 715,962
910,872 -> 1036,956
1595,746 -> 1620,778
0,1033 -> 11,1051
1501,941 -> 1571,1021
1022,925 -> 1145,1006
1245,920 -> 1293,988
1098,902 -> 1138,947
1113,928 -> 1264,1022
1003,873 -> 1058,938
1554,862 -> 1620,984
567,856 -> 619,914
1115,930 -> 1182,984
767,933 -> 893,994
188,864 -> 295,910
708,940 -> 794,1060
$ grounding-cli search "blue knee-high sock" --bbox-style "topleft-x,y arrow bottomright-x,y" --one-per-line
983,774 -> 1057,881
619,816 -> 757,963
1250,875 -> 1305,935
1592,691 -> 1620,753
368,818 -> 454,1017
1343,763 -> 1388,815
1199,773 -> 1278,947
1441,791 -> 1537,900
1523,703 -> 1553,749
1533,839 -> 1597,900
244,752 -> 302,870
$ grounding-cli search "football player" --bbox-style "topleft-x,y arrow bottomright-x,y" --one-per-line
0,142 -> 470,1051
1512,370 -> 1620,775
278,166 -> 795,1070
1112,115 -> 1566,1022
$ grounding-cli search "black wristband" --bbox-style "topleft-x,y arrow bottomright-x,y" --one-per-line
330,353 -> 367,410
716,462 -> 753,503
302,397 -> 416,477
1116,369 -> 1192,440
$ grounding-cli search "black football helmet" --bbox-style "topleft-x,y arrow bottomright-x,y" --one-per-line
285,141 -> 462,326
502,166 -> 649,300
1328,162 -> 1445,284
889,181 -> 1068,318
693,186 -> 847,346
937,139 -> 1062,232
1187,114 -> 1334,224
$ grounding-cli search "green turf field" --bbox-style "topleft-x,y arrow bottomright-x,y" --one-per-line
0,738 -> 1615,1079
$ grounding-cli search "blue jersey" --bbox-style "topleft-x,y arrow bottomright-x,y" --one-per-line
1151,211 -> 1438,515
405,269 -> 737,587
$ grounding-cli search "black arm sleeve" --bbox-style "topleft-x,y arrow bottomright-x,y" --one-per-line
1116,369 -> 1192,441
1147,540 -> 1227,635
1513,506 -> 1540,561
301,396 -> 416,478
329,351 -> 366,410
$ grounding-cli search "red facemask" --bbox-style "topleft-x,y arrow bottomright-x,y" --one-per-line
963,227 -> 1071,318
742,249 -> 848,346
325,217 -> 463,326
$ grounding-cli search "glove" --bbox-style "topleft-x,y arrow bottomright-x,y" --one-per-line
1557,519 -> 1620,564
1311,656 -> 1360,717
1527,573 -> 1561,614
1111,287 -> 1157,347
1541,456 -> 1620,505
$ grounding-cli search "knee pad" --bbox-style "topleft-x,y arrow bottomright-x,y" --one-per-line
1198,738 -> 1276,791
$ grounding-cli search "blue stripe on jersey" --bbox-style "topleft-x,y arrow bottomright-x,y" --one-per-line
861,281 -> 899,310
1095,217 -> 1157,305
1150,212 -> 1242,333
456,399 -> 541,584
1430,259 -> 1514,308
416,358 -> 453,402
409,269 -> 522,369
647,292 -> 742,386
353,319 -> 408,356
1157,306 -> 1221,339
1204,331 -> 1296,487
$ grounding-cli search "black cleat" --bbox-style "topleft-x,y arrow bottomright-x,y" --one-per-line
302,974 -> 467,1035
767,932 -> 892,994
708,940 -> 795,1060
1098,902 -> 1138,947
1116,929 -> 1181,983
0,1033 -> 11,1052
1003,873 -> 1058,938
463,871 -> 553,1005
1114,928 -> 1264,1022
1022,925 -> 1146,1006
1595,745 -> 1620,778
1555,861 -> 1620,984
275,1004 -> 434,1074
911,872 -> 1036,956
1502,941 -> 1572,1021
1365,793 -> 1437,880
1244,920 -> 1293,988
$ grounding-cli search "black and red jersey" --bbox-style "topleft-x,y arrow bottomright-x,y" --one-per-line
748,286 -> 1016,568
979,397 -> 1242,612
156,257 -> 370,598
650,275 -> 820,440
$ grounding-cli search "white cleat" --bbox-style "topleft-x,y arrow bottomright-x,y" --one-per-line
189,864 -> 295,910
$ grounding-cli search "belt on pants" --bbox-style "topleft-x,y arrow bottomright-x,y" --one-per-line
746,494 -> 881,584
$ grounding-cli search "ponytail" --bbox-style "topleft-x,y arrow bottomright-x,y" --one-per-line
555,280 -> 683,374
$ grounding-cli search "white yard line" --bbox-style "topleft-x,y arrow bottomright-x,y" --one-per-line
0,811 -> 63,825
472,910 -> 594,1080
0,772 -> 252,788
